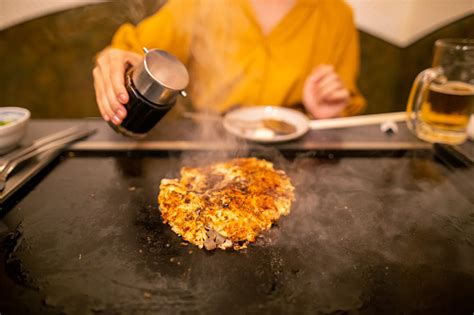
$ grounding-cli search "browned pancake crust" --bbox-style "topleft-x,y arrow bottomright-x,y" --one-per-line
158,158 -> 294,250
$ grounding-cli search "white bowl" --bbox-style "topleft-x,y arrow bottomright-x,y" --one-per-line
0,107 -> 31,154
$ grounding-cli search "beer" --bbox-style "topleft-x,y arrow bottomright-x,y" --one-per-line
406,39 -> 474,145
417,81 -> 474,144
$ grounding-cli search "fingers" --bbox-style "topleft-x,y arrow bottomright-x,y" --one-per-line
109,51 -> 141,108
310,101 -> 347,119
317,71 -> 338,93
303,65 -> 333,99
125,53 -> 143,67
306,65 -> 342,98
92,67 -> 112,121
109,58 -> 128,107
98,55 -> 125,125
325,88 -> 350,102
312,65 -> 350,100
302,74 -> 317,109
94,51 -> 120,123
302,64 -> 350,119
308,65 -> 334,85
318,78 -> 349,102
93,49 -> 142,125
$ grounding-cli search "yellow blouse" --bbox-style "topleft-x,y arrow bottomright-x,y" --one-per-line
111,0 -> 366,116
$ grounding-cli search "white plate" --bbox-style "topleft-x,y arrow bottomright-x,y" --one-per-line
223,106 -> 309,143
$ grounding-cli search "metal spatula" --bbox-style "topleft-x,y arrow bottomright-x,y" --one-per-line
0,127 -> 95,191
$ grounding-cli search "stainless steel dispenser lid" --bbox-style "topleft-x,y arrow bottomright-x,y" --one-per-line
132,49 -> 189,105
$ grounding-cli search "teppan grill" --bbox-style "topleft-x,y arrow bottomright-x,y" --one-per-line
0,118 -> 473,315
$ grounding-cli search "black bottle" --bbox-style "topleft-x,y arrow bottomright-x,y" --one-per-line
110,49 -> 189,138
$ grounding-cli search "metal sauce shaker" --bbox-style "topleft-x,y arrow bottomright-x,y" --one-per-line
110,48 -> 189,138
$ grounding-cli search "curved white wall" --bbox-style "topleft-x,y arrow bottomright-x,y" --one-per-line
346,0 -> 473,47
1,0 -> 473,47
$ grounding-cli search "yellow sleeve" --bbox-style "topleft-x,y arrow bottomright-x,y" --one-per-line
110,0 -> 195,64
333,7 -> 366,116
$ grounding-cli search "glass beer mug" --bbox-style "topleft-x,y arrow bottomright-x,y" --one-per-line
406,39 -> 474,144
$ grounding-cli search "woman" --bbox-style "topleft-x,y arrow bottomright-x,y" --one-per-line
93,0 -> 365,126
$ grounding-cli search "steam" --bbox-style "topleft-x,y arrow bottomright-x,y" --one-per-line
80,0 -> 166,26
266,155 -> 474,269
171,2 -> 252,113
113,0 -> 166,25
157,2 -> 265,167
37,0 -> 166,43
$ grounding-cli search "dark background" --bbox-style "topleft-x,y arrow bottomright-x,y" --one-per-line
0,0 -> 473,118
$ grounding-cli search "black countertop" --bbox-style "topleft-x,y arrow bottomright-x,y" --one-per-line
20,115 -> 424,145
1,117 -> 473,315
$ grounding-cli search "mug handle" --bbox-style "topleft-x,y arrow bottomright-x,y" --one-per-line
406,67 -> 443,132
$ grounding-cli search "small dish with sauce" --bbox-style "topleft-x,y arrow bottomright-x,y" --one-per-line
223,106 -> 309,143
0,107 -> 30,154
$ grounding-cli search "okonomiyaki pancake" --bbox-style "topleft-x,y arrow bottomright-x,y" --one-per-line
158,158 -> 295,250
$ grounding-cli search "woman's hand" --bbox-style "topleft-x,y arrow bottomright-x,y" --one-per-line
93,48 -> 142,125
302,65 -> 350,119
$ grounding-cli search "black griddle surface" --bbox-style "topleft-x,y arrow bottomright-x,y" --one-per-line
1,150 -> 474,315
